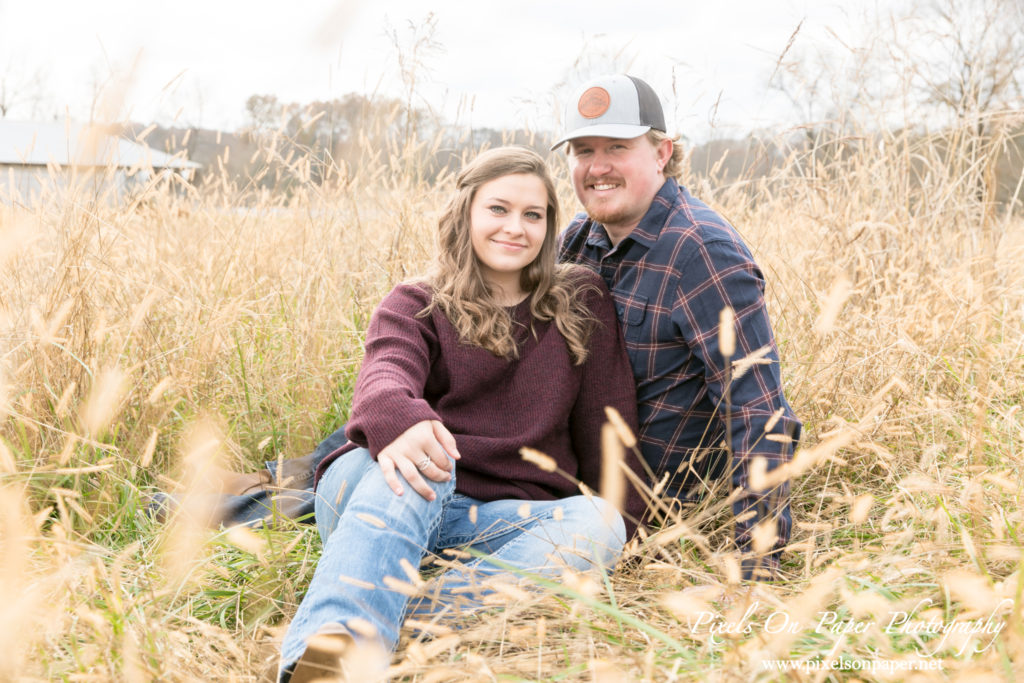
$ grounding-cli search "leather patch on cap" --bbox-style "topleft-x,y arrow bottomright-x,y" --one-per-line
578,87 -> 610,119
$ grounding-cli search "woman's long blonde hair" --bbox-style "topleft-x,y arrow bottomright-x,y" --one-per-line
422,146 -> 596,364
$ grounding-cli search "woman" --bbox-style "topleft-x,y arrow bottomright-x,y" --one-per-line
279,146 -> 646,682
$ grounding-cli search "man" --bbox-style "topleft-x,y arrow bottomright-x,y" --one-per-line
553,74 -> 801,580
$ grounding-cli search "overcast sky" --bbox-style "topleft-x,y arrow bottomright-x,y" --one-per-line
0,1 -> 885,140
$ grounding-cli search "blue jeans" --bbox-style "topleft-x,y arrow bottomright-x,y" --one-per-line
279,447 -> 626,677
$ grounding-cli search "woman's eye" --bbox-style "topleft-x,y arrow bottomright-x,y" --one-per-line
525,211 -> 544,221
489,205 -> 507,215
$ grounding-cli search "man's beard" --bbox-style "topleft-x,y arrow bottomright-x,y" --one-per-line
582,196 -> 634,227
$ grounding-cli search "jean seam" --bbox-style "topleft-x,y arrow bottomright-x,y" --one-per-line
438,508 -> 557,554
422,477 -> 457,554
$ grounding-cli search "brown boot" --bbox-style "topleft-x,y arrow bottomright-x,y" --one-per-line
289,630 -> 353,683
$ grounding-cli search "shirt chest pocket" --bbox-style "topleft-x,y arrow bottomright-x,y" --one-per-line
610,291 -> 648,356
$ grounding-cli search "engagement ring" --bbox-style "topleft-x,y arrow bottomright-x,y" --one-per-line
416,457 -> 431,471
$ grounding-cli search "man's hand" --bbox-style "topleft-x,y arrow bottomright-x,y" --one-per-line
376,420 -> 461,501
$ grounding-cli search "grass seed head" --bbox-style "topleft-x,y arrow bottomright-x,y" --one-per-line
718,306 -> 735,358
600,422 -> 626,514
520,447 -> 557,472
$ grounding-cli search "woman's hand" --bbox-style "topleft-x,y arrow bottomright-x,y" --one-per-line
376,420 -> 461,501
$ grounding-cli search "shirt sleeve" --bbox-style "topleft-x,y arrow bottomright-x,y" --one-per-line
670,239 -> 801,578
344,284 -> 443,457
569,271 -> 648,539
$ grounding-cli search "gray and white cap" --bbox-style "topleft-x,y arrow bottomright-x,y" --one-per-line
551,74 -> 666,150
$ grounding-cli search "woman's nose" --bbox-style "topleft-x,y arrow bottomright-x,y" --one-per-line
502,214 -> 526,234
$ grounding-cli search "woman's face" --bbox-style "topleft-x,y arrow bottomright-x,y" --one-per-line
468,173 -> 549,293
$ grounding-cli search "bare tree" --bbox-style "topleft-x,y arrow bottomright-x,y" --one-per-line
0,59 -> 49,118
768,0 -> 1024,213
905,0 -> 1024,131
899,0 -> 1024,219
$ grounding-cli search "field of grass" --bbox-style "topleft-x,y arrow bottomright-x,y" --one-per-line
1,115 -> 1022,682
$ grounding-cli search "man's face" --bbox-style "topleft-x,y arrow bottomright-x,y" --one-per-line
568,134 -> 671,238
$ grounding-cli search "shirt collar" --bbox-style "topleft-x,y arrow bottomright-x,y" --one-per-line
583,178 -> 679,251
584,223 -> 612,250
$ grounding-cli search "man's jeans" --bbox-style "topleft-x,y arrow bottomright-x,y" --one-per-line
279,447 -> 626,677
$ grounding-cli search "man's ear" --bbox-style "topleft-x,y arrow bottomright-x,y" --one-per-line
656,137 -> 673,170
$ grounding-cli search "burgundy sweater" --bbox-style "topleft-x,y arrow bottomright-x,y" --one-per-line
315,270 -> 646,536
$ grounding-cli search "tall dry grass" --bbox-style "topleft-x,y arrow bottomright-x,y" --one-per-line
1,103 -> 1023,681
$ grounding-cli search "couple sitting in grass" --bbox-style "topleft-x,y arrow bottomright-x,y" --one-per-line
265,74 -> 801,681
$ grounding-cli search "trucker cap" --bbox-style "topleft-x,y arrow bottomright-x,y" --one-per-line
551,74 -> 667,150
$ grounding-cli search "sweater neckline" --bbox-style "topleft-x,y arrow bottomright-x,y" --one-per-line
506,295 -> 533,319
501,292 -> 531,309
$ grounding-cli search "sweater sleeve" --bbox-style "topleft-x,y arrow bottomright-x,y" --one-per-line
569,271 -> 647,539
344,284 -> 444,457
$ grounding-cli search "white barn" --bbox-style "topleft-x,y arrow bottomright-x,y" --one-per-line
0,120 -> 201,202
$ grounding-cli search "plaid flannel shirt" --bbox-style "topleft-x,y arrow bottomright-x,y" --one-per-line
559,178 -> 800,578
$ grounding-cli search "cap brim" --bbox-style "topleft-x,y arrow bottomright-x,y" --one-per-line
550,123 -> 653,151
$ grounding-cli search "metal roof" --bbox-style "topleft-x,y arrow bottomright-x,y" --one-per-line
0,120 -> 201,169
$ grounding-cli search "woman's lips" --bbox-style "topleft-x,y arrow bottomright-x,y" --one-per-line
491,240 -> 526,249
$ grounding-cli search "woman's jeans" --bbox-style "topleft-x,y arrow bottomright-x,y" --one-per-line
279,447 -> 626,675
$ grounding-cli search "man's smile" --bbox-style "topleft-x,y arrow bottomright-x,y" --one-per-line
586,179 -> 623,192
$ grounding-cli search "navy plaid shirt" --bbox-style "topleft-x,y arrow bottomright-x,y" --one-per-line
559,178 -> 800,577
